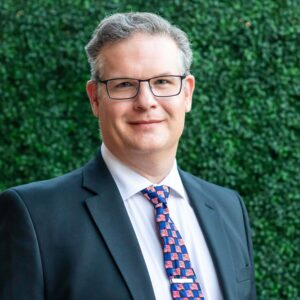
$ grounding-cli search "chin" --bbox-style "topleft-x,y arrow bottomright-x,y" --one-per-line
128,141 -> 173,155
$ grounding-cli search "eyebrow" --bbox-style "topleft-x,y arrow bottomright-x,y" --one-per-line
101,72 -> 181,81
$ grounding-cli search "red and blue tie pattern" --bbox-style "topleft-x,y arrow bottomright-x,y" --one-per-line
141,185 -> 205,300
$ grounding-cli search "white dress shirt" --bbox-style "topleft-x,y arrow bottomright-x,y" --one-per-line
101,144 -> 223,300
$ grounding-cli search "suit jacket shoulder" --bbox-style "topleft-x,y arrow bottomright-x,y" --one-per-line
0,153 -> 154,300
179,168 -> 257,300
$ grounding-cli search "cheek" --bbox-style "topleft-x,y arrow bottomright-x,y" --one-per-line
97,101 -> 112,130
167,100 -> 187,120
98,102 -> 128,129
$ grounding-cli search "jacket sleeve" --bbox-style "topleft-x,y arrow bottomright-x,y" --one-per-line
0,189 -> 44,300
236,192 -> 257,300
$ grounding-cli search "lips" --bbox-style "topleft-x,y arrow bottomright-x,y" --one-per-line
129,120 -> 163,125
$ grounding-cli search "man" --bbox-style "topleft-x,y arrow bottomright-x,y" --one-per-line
0,12 -> 256,300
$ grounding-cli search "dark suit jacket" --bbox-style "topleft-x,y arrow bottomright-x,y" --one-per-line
0,150 -> 256,300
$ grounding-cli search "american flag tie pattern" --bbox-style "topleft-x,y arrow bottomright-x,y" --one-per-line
141,185 -> 205,300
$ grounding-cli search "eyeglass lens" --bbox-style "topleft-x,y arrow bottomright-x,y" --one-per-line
106,76 -> 183,99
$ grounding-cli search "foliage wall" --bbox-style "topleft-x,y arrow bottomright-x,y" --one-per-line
1,1 -> 299,298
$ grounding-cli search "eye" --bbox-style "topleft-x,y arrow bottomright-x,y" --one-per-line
115,81 -> 134,88
154,78 -> 170,85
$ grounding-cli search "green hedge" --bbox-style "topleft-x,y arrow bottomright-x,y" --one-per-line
1,1 -> 299,298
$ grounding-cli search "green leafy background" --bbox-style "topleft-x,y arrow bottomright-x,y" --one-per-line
1,1 -> 299,298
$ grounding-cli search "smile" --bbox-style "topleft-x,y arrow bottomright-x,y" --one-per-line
129,120 -> 163,125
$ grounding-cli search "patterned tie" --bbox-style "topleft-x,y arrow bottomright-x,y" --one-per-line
141,185 -> 205,300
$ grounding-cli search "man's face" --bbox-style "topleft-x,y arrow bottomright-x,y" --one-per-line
87,33 -> 195,162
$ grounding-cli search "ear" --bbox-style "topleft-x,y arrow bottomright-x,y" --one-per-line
86,80 -> 100,117
183,74 -> 195,113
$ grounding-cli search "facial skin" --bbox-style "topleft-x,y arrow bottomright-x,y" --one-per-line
86,33 -> 195,181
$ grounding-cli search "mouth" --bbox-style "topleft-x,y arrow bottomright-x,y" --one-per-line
128,120 -> 163,130
129,120 -> 163,125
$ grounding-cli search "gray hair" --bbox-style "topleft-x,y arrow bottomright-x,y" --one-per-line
85,12 -> 193,80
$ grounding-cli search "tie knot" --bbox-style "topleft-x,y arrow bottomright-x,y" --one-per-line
141,185 -> 170,206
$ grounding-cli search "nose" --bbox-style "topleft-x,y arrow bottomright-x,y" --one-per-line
133,81 -> 158,110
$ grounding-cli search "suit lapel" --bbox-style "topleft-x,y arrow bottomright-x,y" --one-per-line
81,151 -> 236,299
179,169 -> 236,300
83,152 -> 155,300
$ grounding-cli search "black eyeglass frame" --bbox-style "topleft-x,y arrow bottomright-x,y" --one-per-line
95,74 -> 187,100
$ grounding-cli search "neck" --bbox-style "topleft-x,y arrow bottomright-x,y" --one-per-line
127,153 -> 176,183
106,145 -> 177,184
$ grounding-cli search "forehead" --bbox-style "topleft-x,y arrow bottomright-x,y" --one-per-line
99,33 -> 183,79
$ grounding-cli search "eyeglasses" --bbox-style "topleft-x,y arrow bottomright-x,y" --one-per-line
96,74 -> 186,100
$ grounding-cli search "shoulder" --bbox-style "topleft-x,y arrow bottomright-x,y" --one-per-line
0,161 -> 94,215
0,164 -> 97,235
179,169 -> 239,199
179,169 -> 247,216
0,150 -> 110,210
2,167 -> 83,198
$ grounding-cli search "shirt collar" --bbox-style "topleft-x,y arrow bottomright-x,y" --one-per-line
101,143 -> 186,201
